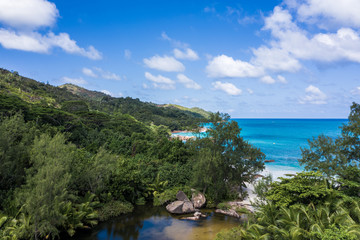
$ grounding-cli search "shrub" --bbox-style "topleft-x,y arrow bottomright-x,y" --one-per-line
97,201 -> 133,221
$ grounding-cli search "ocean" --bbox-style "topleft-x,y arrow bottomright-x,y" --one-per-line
232,119 -> 348,178
173,119 -> 348,178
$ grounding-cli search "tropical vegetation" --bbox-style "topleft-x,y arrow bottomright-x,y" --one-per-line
216,102 -> 360,240
0,69 -> 265,239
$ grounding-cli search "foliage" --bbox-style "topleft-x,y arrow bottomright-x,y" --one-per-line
153,186 -> 192,206
97,201 -> 133,222
217,202 -> 231,210
266,171 -> 333,207
191,112 -> 265,202
253,174 -> 273,203
300,102 -> 360,179
217,199 -> 360,240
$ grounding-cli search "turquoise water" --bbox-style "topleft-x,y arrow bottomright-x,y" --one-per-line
233,119 -> 347,175
174,119 -> 348,176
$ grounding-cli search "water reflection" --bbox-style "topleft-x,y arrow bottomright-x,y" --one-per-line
72,205 -> 242,240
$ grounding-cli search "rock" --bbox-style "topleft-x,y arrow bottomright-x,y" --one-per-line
166,200 -> 195,214
215,209 -> 241,218
176,191 -> 190,201
191,191 -> 206,208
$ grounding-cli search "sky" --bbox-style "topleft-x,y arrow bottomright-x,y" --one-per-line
0,0 -> 360,118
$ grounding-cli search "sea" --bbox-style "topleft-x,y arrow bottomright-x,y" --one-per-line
174,119 -> 348,179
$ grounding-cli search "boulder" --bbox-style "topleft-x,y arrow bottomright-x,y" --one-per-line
191,191 -> 206,208
176,191 -> 190,201
166,200 -> 195,214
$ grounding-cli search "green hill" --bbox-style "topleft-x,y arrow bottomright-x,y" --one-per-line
0,68 -> 209,131
161,104 -> 211,119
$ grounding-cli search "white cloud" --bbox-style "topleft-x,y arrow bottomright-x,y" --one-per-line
173,48 -> 199,60
124,49 -> 131,59
143,55 -> 185,72
247,88 -> 254,94
0,0 -> 58,29
299,85 -> 327,104
206,55 -> 264,78
82,67 -> 121,80
0,0 -> 102,59
277,75 -> 288,84
144,72 -> 176,90
177,74 -> 201,90
212,81 -> 242,96
82,67 -> 97,78
161,32 -> 188,48
263,7 -> 360,63
351,87 -> 360,95
101,90 -> 114,96
260,75 -> 276,84
293,0 -> 360,28
252,46 -> 301,72
61,77 -> 87,85
101,71 -> 121,81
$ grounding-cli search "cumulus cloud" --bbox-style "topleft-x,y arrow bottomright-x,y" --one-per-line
260,75 -> 276,84
0,0 -> 101,59
212,81 -> 242,95
173,48 -> 199,60
143,55 -> 185,72
299,85 -> 327,104
0,0 -> 58,29
289,0 -> 360,28
144,72 -> 176,90
277,75 -> 288,84
61,77 -> 87,85
177,74 -> 201,90
252,46 -> 301,72
82,67 -> 121,80
82,67 -> 97,78
206,55 -> 264,78
264,7 -> 360,63
206,3 -> 360,80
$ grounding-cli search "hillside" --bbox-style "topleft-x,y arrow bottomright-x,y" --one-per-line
161,104 -> 211,119
0,68 -> 209,131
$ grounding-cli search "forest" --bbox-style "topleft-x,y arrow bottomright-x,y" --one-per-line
0,69 -> 265,239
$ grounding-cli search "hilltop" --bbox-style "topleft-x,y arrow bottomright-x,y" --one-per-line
0,68 -> 209,131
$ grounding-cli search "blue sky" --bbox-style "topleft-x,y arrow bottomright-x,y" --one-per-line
0,0 -> 360,118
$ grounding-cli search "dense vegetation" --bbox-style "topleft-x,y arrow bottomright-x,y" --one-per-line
0,69 -> 265,239
217,103 -> 360,240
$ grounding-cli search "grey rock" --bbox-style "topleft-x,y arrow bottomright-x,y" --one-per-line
191,191 -> 206,208
176,191 -> 190,201
166,200 -> 195,214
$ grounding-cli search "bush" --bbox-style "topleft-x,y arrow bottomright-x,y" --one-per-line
97,201 -> 133,221
216,202 -> 231,210
153,186 -> 192,206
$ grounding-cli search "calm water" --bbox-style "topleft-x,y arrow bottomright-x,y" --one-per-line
72,206 -> 242,240
76,119 -> 348,240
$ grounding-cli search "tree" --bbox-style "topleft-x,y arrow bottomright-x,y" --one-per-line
266,171 -> 333,207
300,102 -> 360,178
191,112 -> 265,202
16,133 -> 76,240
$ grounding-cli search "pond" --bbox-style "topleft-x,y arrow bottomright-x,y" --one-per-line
72,205 -> 243,240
